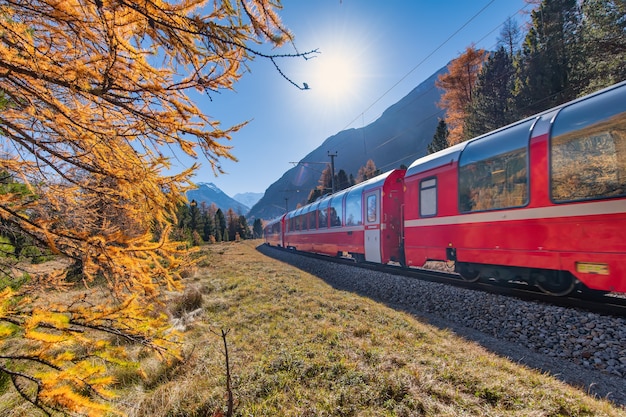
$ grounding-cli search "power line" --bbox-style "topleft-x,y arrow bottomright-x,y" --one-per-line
340,0 -> 500,133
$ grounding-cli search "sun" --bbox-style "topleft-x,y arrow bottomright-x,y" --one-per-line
307,47 -> 361,104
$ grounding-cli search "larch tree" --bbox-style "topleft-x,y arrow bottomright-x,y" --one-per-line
356,159 -> 379,183
497,17 -> 522,58
306,165 -> 332,204
464,47 -> 518,140
0,0 -> 312,414
435,45 -> 487,145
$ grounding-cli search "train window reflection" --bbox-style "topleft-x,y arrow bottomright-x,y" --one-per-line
345,189 -> 362,226
367,194 -> 377,223
551,88 -> 626,202
329,194 -> 344,227
317,201 -> 328,229
459,121 -> 530,212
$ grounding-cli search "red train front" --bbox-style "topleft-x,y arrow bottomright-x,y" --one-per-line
403,81 -> 626,295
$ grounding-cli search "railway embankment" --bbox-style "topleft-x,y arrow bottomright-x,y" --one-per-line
257,244 -> 626,407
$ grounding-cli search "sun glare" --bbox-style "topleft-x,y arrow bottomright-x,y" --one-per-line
306,46 -> 363,106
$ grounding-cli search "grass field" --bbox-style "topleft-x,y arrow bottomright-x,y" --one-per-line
3,240 -> 625,416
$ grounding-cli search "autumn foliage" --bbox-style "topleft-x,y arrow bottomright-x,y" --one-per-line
435,45 -> 487,145
0,0 -> 298,414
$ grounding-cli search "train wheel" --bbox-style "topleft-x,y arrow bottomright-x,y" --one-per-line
458,263 -> 481,282
533,270 -> 575,296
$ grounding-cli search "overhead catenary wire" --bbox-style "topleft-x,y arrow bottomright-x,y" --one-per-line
338,1 -> 534,175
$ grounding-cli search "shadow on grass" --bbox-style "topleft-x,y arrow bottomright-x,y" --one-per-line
256,243 -> 626,408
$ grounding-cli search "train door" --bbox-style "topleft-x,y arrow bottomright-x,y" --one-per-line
364,189 -> 381,263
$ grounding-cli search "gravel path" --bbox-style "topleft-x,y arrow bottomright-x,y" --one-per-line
258,245 -> 626,408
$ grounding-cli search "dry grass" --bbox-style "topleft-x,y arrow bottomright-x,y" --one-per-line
2,241 -> 623,416
108,240 -> 624,417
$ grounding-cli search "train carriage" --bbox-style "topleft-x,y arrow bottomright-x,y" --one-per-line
403,81 -> 626,295
283,169 -> 406,264
263,214 -> 285,247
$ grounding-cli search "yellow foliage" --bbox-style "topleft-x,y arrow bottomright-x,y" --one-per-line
0,0 -> 296,414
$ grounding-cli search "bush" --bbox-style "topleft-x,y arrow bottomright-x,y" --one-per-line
169,286 -> 203,318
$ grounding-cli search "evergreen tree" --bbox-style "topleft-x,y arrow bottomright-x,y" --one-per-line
335,169 -> 351,191
200,201 -> 217,242
189,200 -> 203,235
427,119 -> 450,154
516,0 -> 580,115
176,203 -> 191,230
464,47 -> 518,139
237,215 -> 250,239
202,211 -> 216,242
226,208 -> 238,241
573,0 -> 626,94
252,218 -> 263,238
215,209 -> 226,242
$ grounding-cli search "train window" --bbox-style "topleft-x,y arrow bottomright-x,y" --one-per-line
294,210 -> 301,231
420,177 -> 437,217
345,188 -> 362,226
329,194 -> 343,227
287,214 -> 296,232
317,201 -> 328,229
367,194 -> 377,223
459,120 -> 531,212
550,87 -> 626,202
307,205 -> 317,229
301,213 -> 308,231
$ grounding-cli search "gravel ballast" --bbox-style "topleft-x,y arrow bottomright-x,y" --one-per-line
258,245 -> 626,407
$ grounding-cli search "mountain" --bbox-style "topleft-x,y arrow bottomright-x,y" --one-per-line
248,66 -> 446,220
187,182 -> 249,214
233,192 -> 264,209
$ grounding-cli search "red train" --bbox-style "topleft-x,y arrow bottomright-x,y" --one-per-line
264,81 -> 626,296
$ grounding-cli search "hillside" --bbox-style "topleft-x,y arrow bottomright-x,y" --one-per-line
248,66 -> 446,220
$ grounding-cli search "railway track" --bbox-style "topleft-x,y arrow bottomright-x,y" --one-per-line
262,245 -> 626,318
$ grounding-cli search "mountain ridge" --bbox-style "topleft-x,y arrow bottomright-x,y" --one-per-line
248,66 -> 446,220
187,182 -> 249,214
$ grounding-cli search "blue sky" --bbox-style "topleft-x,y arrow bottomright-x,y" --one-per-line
177,0 -> 531,196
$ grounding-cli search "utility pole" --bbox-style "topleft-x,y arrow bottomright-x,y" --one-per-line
328,151 -> 337,194
281,189 -> 300,213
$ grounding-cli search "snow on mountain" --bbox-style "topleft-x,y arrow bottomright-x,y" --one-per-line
233,192 -> 264,209
187,182 -> 249,214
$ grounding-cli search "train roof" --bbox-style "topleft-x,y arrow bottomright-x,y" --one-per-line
406,80 -> 626,179
405,142 -> 467,177
285,169 -> 404,219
